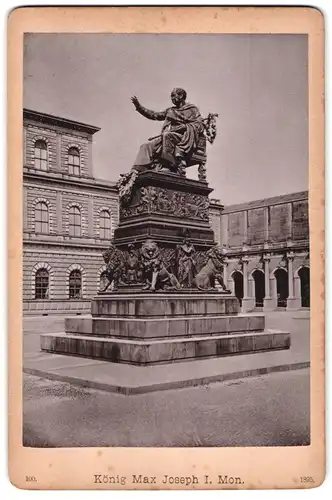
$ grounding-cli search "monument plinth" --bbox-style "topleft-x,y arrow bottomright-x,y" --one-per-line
114,171 -> 215,251
40,88 -> 290,372
41,292 -> 290,365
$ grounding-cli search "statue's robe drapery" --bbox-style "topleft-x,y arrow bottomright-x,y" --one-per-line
133,103 -> 204,170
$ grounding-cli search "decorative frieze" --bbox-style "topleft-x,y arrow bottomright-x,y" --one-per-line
120,185 -> 210,222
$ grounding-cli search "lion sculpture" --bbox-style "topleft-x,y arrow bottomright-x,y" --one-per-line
193,246 -> 230,292
141,239 -> 180,291
101,245 -> 124,292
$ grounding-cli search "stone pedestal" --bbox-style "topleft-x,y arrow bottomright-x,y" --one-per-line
115,170 -> 215,251
41,292 -> 290,365
286,297 -> 302,310
263,297 -> 278,311
241,298 -> 256,313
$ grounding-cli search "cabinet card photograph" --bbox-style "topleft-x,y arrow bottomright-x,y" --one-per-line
8,5 -> 325,490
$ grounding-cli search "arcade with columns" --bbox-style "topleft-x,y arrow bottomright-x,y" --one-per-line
209,191 -> 309,312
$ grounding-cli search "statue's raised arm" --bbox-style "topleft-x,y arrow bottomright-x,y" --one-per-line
131,95 -> 167,121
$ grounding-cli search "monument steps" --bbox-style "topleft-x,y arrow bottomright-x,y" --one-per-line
41,329 -> 290,365
64,313 -> 265,339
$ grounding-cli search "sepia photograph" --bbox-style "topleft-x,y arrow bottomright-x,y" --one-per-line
7,5 -> 325,491
22,32 -> 311,448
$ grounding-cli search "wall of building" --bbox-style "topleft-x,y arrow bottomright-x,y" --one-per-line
23,173 -> 118,314
24,116 -> 92,176
220,192 -> 308,249
23,246 -> 107,314
23,110 -> 118,315
218,192 -> 309,312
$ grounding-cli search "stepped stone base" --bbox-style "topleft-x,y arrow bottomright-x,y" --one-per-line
91,292 -> 239,318
41,330 -> 290,365
40,293 -> 291,365
65,314 -> 265,339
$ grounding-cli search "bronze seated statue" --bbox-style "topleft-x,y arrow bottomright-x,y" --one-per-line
131,88 -> 217,181
117,89 -> 217,205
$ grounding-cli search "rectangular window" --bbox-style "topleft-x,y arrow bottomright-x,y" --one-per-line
34,140 -> 48,171
69,207 -> 81,237
100,210 -> 111,239
35,202 -> 49,233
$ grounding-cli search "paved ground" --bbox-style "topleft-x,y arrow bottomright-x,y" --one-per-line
22,312 -> 310,447
23,368 -> 310,447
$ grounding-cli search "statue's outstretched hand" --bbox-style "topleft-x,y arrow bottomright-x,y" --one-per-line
131,96 -> 140,109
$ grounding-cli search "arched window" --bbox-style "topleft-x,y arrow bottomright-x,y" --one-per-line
35,268 -> 49,299
99,210 -> 111,239
252,269 -> 265,308
232,271 -> 244,306
69,206 -> 81,236
298,267 -> 310,308
35,202 -> 49,233
274,268 -> 289,308
68,147 -> 80,176
69,270 -> 82,299
34,139 -> 48,170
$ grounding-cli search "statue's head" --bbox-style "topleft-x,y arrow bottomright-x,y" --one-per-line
171,88 -> 187,107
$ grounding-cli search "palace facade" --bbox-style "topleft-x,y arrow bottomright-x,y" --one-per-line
23,109 -> 309,315
23,109 -> 118,315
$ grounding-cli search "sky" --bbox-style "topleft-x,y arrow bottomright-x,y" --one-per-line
23,33 -> 308,204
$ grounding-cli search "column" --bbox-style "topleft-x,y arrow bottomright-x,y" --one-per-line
241,256 -> 255,313
263,254 -> 277,311
242,257 -> 248,299
287,254 -> 294,298
248,277 -> 255,298
287,252 -> 301,310
264,255 -> 270,298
